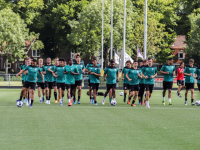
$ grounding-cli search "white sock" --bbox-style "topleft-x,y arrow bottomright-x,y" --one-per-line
68,99 -> 71,103
39,97 -> 41,100
103,97 -> 106,101
146,101 -> 149,107
113,98 -> 115,101
168,98 -> 171,102
60,99 -> 62,103
163,97 -> 165,100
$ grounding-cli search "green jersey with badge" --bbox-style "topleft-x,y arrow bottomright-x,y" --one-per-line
64,65 -> 78,84
88,66 -> 101,83
184,65 -> 197,83
160,64 -> 175,82
141,65 -> 158,85
23,66 -> 41,83
195,67 -> 200,84
122,66 -> 131,84
20,64 -> 27,81
54,66 -> 65,83
43,64 -> 55,82
127,68 -> 141,85
86,62 -> 101,70
37,67 -> 44,83
104,66 -> 119,84
74,62 -> 85,81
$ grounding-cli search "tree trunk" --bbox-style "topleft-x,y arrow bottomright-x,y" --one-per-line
5,56 -> 8,81
105,47 -> 110,66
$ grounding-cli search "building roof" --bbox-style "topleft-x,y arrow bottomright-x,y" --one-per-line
170,35 -> 186,49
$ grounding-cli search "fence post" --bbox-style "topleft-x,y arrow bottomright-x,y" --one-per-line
8,74 -> 10,87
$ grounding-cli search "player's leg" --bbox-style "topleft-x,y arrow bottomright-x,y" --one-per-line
123,83 -> 128,102
29,83 -> 36,108
132,90 -> 138,107
191,84 -> 195,105
58,87 -> 62,105
88,79 -> 93,103
94,83 -> 99,105
128,85 -> 134,105
45,82 -> 49,104
109,89 -> 112,103
41,83 -> 45,102
38,86 -> 42,103
102,84 -> 111,105
77,82 -> 82,104
54,81 -> 58,103
162,82 -> 167,105
185,87 -> 188,105
168,82 -> 173,105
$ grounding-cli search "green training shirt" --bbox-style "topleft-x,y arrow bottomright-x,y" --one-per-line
160,64 -> 175,82
122,66 -> 131,84
54,66 -> 65,83
43,64 -> 55,82
195,67 -> 200,84
23,66 -> 41,83
88,66 -> 101,84
139,65 -> 145,84
104,66 -> 119,84
20,64 -> 27,81
37,67 -> 44,83
74,62 -> 85,81
184,65 -> 197,83
141,65 -> 158,85
86,62 -> 101,70
127,68 -> 141,85
64,65 -> 78,84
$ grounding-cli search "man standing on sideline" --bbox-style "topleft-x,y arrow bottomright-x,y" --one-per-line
160,58 -> 175,105
176,62 -> 185,97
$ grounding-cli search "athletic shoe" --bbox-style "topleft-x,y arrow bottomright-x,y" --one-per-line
102,99 -> 105,105
141,101 -> 143,105
162,100 -> 165,105
185,101 -> 187,105
42,97 -> 45,102
131,104 -> 136,107
127,100 -> 131,105
23,99 -> 26,104
191,102 -> 195,106
77,101 -> 81,104
92,99 -> 94,104
176,91 -> 179,96
123,98 -> 126,103
178,95 -> 182,98
39,100 -> 42,103
48,100 -> 50,104
55,100 -> 58,103
73,101 -> 76,104
90,100 -> 92,104
26,99 -> 29,106
169,102 -> 172,105
139,102 -> 141,105
146,106 -> 150,109
16,99 -> 20,102
95,103 -> 98,105
29,104 -> 32,108
68,102 -> 72,106
45,101 -> 48,104
60,102 -> 63,106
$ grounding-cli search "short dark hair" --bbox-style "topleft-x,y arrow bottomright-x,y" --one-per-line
32,59 -> 37,62
148,57 -> 152,60
189,59 -> 194,63
168,57 -> 173,61
134,60 -> 138,63
76,54 -> 80,58
143,59 -> 147,63
180,61 -> 184,66
68,58 -> 73,62
92,56 -> 97,61
126,60 -> 131,64
110,59 -> 115,63
59,58 -> 65,62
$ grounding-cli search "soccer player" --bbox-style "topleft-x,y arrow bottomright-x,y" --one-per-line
50,58 -> 66,105
54,57 -> 59,103
85,56 -> 101,104
141,57 -> 158,108
102,59 -> 119,105
184,59 -> 196,106
176,62 -> 185,97
126,60 -> 142,107
88,57 -> 101,105
37,58 -> 45,103
16,59 -> 44,108
122,60 -> 132,103
160,58 -> 175,105
195,66 -> 200,93
73,54 -> 85,104
64,58 -> 79,106
43,58 -> 55,104
138,59 -> 148,105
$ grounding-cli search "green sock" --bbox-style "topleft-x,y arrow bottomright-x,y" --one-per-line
109,98 -> 112,102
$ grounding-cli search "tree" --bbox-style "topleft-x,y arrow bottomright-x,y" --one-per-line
0,8 -> 43,75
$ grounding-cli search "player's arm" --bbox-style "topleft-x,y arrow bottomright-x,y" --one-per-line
48,67 -> 54,73
104,73 -> 107,81
71,68 -> 79,75
141,72 -> 148,79
53,72 -> 57,77
126,73 -> 132,81
116,71 -> 119,82
91,71 -> 101,77
151,73 -> 157,78
122,73 -> 124,80
173,71 -> 176,77
16,69 -> 26,77
82,65 -> 85,74
184,68 -> 192,76
40,72 -> 45,83
160,67 -> 169,74
138,71 -> 142,79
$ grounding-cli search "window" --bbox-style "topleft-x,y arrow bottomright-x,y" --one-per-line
32,49 -> 40,57
178,52 -> 185,59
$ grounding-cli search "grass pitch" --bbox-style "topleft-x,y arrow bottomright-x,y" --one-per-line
0,89 -> 200,150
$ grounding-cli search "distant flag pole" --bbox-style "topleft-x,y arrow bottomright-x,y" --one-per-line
137,45 -> 144,60
143,0 -> 147,59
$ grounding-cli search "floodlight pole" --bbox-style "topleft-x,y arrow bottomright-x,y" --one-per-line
110,0 -> 113,60
144,0 -> 147,59
122,0 -> 126,68
101,0 -> 104,69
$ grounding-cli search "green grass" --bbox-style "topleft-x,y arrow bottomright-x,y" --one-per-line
0,89 -> 200,150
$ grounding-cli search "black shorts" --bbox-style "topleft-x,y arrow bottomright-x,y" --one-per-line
185,83 -> 194,90
65,84 -> 75,90
197,83 -> 200,91
23,81 -> 36,90
163,81 -> 173,90
88,79 -> 91,86
177,80 -> 184,86
106,84 -> 116,91
144,84 -> 154,93
37,82 -> 45,89
129,84 -> 139,92
90,83 -> 99,91
138,84 -> 145,97
123,83 -> 129,90
45,82 -> 54,89
22,80 -> 25,86
57,83 -> 65,90
53,81 -> 57,87
75,80 -> 82,87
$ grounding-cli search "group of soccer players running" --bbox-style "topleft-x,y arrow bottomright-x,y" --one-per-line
15,53 -> 200,108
